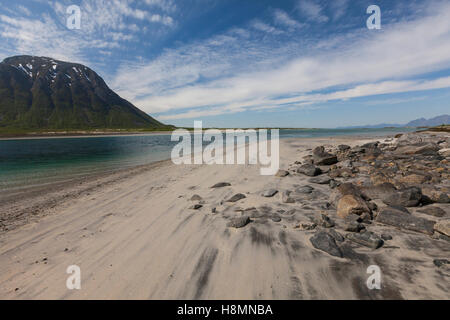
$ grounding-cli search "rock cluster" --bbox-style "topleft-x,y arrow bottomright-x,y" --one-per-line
185,132 -> 449,263
290,132 -> 449,258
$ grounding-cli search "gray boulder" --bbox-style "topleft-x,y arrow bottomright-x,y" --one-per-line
308,176 -> 332,185
226,193 -> 246,202
310,231 -> 343,258
211,182 -> 231,188
346,231 -> 384,249
382,187 -> 422,207
275,170 -> 290,177
297,164 -> 322,176
361,183 -> 396,200
417,206 -> 446,217
261,189 -> 278,197
281,191 -> 295,203
295,185 -> 314,194
313,146 -> 338,165
376,207 -> 436,235
394,143 -> 439,155
227,216 -> 251,228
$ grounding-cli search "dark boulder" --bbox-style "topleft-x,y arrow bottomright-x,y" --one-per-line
382,187 -> 422,207
226,193 -> 246,202
211,182 -> 231,188
376,207 -> 436,235
227,216 -> 251,228
297,164 -> 322,176
310,231 -> 343,258
312,146 -> 338,165
346,231 -> 384,249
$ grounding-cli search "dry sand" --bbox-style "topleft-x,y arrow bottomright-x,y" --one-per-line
0,136 -> 448,299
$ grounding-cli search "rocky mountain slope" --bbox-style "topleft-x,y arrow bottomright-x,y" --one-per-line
0,55 -> 168,130
406,115 -> 450,127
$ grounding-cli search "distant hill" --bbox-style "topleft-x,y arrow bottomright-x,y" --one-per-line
0,55 -> 170,130
405,114 -> 450,127
338,114 -> 450,129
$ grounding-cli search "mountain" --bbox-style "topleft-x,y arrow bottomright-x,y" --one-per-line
338,114 -> 450,129
405,114 -> 450,127
0,55 -> 169,130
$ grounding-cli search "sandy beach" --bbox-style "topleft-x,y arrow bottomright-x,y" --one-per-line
0,133 -> 449,299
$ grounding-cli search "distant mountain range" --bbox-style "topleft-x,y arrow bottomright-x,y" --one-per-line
339,114 -> 450,129
0,55 -> 170,130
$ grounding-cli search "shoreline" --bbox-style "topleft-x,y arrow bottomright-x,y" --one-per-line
0,159 -> 172,234
0,132 -> 416,234
0,127 -> 416,140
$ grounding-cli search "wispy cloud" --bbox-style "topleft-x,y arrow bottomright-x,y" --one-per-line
273,9 -> 304,30
329,0 -> 348,21
0,0 -> 177,64
296,0 -> 329,23
111,1 -> 450,120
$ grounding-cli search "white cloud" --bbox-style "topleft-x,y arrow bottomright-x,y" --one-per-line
251,20 -> 283,35
297,0 -> 329,23
329,0 -> 348,20
273,9 -> 304,30
144,0 -> 177,13
0,0 -> 177,64
111,1 -> 450,120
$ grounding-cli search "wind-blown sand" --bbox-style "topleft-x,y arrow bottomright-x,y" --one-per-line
0,135 -> 448,299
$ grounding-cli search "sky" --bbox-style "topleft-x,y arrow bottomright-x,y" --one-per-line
0,0 -> 449,128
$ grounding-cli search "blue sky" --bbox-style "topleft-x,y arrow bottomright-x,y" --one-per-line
0,0 -> 449,128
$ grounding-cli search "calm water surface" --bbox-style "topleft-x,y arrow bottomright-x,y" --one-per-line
0,128 -> 415,190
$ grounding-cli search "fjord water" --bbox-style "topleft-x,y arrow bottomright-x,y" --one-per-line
0,128 -> 414,190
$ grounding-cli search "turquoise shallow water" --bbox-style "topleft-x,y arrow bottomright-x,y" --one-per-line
0,128 -> 415,190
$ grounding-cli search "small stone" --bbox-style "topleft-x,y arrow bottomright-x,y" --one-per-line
226,193 -> 246,202
433,259 -> 450,268
314,213 -> 335,228
297,221 -> 317,230
227,216 -> 251,228
275,170 -> 289,177
345,221 -> 365,232
295,185 -> 314,194
211,182 -> 231,188
190,194 -> 203,201
381,234 -> 392,240
308,176 -> 331,185
281,191 -> 295,203
346,231 -> 384,249
297,164 -> 322,177
262,189 -> 278,197
271,215 -> 282,222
